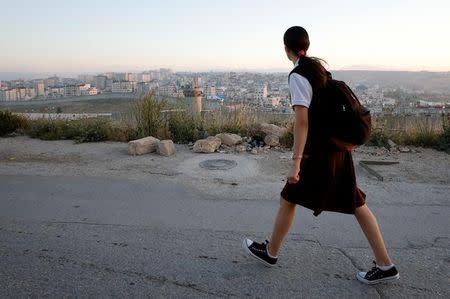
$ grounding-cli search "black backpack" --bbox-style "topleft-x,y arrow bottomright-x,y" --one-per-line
321,75 -> 372,146
290,68 -> 372,146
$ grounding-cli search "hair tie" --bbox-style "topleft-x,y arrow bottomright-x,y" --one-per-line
297,50 -> 306,57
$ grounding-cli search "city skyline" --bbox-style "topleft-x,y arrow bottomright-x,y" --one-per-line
1,0 -> 450,73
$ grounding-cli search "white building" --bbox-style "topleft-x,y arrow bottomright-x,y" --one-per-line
141,72 -> 151,82
88,87 -> 98,95
6,89 -> 18,101
36,80 -> 45,97
112,81 -> 134,93
26,87 -> 37,99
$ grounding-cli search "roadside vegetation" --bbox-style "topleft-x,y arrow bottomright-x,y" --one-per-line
1,93 -> 449,153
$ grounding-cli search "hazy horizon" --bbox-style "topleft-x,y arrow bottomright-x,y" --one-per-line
1,1 -> 449,74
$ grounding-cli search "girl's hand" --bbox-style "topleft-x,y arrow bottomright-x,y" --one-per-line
287,163 -> 301,184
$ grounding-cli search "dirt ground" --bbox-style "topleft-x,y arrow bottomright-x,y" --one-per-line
1,136 -> 449,201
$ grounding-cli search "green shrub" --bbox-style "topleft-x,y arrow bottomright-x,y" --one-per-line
106,120 -> 139,142
74,119 -> 109,143
436,115 -> 450,152
279,130 -> 294,148
133,92 -> 168,138
366,128 -> 389,146
167,111 -> 204,143
26,119 -> 68,140
26,118 -> 112,142
0,110 -> 28,136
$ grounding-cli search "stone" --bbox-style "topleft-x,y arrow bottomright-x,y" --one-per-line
235,145 -> 246,152
259,123 -> 288,138
157,140 -> 175,156
215,133 -> 242,146
399,146 -> 411,153
193,136 -> 222,153
251,148 -> 258,155
128,136 -> 160,155
264,134 -> 280,146
387,139 -> 397,150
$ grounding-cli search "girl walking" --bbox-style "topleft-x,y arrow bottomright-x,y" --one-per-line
242,26 -> 399,285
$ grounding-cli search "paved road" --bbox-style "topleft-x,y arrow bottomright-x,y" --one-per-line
0,174 -> 448,298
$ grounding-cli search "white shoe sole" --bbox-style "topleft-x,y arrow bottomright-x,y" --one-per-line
241,238 -> 276,268
356,272 -> 400,285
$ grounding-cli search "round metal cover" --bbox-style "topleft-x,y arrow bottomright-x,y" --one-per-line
199,159 -> 238,170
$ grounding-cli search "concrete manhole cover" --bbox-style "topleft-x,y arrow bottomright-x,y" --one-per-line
199,159 -> 238,170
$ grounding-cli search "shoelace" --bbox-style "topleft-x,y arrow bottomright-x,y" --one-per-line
250,240 -> 270,254
365,260 -> 381,279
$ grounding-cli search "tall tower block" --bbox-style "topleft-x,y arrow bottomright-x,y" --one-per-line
192,77 -> 202,114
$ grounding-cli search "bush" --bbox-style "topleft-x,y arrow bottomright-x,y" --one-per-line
133,92 -> 168,138
106,121 -> 139,142
166,111 -> 204,143
26,118 -> 113,142
0,110 -> 28,136
436,114 -> 450,152
279,131 -> 294,148
366,128 -> 389,146
26,119 -> 68,140
75,119 -> 109,143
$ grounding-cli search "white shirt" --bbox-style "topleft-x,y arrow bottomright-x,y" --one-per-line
289,58 -> 313,110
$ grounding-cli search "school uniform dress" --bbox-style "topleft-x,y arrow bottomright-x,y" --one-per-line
280,58 -> 366,216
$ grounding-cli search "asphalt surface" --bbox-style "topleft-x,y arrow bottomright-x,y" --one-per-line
1,173 -> 449,298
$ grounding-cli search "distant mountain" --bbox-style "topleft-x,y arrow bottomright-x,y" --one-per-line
330,70 -> 450,93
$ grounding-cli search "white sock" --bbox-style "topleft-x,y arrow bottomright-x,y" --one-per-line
266,244 -> 278,258
377,263 -> 394,271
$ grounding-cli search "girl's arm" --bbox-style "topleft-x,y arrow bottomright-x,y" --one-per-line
287,105 -> 308,183
292,105 -> 309,166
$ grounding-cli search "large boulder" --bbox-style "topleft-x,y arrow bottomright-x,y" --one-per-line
193,136 -> 221,153
264,134 -> 279,146
128,136 -> 160,155
215,133 -> 242,146
259,123 -> 287,138
157,140 -> 175,156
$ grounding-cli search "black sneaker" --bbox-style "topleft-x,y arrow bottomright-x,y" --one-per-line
356,261 -> 400,284
242,238 -> 277,267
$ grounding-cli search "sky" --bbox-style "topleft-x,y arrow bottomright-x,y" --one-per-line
1,0 -> 449,74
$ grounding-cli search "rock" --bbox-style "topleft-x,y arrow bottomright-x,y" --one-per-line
399,146 -> 411,153
251,148 -> 258,155
128,136 -> 160,155
157,140 -> 175,156
235,145 -> 246,152
193,136 -> 221,153
264,134 -> 279,146
215,133 -> 242,146
259,123 -> 288,138
387,139 -> 397,150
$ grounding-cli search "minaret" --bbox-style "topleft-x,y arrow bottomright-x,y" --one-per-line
192,77 -> 202,114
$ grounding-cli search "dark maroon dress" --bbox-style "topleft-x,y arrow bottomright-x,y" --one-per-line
280,80 -> 366,217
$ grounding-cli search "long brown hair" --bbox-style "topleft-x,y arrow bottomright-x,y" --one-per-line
284,26 -> 328,89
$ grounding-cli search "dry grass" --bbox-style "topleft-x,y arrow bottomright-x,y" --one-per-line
3,97 -> 449,153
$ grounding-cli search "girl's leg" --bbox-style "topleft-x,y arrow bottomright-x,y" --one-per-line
268,196 -> 297,256
355,204 -> 393,266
